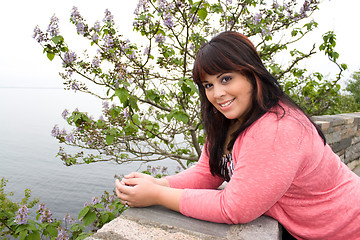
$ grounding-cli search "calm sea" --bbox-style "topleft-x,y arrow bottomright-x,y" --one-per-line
0,87 -> 171,220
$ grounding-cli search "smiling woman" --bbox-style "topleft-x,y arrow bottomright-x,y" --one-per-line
115,31 -> 360,240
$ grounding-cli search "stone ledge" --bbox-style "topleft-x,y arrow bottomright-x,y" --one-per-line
87,205 -> 281,240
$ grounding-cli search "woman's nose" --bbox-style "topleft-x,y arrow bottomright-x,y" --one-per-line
213,85 -> 225,99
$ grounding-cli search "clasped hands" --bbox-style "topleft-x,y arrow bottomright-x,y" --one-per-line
115,172 -> 168,208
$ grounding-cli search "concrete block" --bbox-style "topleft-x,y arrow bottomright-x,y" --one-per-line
87,206 -> 281,240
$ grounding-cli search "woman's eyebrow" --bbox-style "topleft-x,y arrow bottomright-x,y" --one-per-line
216,73 -> 224,78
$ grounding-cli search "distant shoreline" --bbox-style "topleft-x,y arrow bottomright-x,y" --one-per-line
0,86 -> 63,90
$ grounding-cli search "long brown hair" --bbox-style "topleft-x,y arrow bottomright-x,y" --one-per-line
192,31 -> 325,178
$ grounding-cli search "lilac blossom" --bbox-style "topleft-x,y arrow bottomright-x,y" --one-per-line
63,213 -> 75,226
163,12 -> 174,28
108,195 -> 116,203
60,128 -> 67,136
63,51 -> 77,65
134,0 -> 148,15
103,101 -> 109,109
144,46 -> 150,55
253,13 -> 262,24
103,9 -> 114,24
93,21 -> 101,32
33,26 -> 46,43
300,0 -> 310,17
71,82 -> 80,91
76,22 -> 85,35
123,108 -> 129,118
261,26 -> 270,36
14,205 -> 28,225
92,197 -> 100,205
226,0 -> 232,4
92,33 -> 99,42
158,0 -> 168,12
47,15 -> 60,37
92,56 -> 101,67
155,33 -> 165,43
52,125 -> 60,137
39,206 -> 53,223
62,109 -> 69,119
71,6 -> 81,22
273,0 -> 280,9
65,134 -> 75,143
56,227 -> 69,240
103,34 -> 114,50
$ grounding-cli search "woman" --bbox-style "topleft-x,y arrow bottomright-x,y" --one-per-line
115,31 -> 360,239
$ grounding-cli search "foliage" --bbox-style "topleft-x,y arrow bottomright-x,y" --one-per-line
33,0 -> 346,169
345,70 -> 360,104
0,177 -> 126,240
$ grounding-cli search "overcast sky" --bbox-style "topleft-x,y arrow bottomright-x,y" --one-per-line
0,0 -> 359,89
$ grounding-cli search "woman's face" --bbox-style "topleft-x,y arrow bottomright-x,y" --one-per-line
202,72 -> 253,122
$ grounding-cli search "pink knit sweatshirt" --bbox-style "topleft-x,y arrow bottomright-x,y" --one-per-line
166,107 -> 360,240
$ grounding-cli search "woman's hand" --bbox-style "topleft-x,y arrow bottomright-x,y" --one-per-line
115,174 -> 182,212
124,172 -> 170,187
115,177 -> 160,207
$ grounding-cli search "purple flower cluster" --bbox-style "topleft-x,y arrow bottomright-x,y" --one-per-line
76,22 -> 85,35
63,213 -> 75,226
33,26 -> 46,43
134,0 -> 148,15
300,0 -> 310,17
155,33 -> 165,43
14,205 -> 28,225
92,56 -> 101,68
93,21 -> 101,32
63,51 -> 77,65
71,6 -> 81,22
38,203 -> 53,223
163,12 -> 174,28
47,14 -> 60,37
158,0 -> 174,13
103,9 -> 114,24
253,13 -> 262,24
92,197 -> 100,205
71,82 -> 80,91
56,227 -> 69,240
103,34 -> 114,51
62,109 -> 69,119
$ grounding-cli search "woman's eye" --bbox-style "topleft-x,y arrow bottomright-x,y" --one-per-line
221,76 -> 232,83
203,83 -> 213,89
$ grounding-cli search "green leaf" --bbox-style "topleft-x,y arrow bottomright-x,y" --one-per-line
78,206 -> 90,219
93,203 -> 104,209
132,114 -> 141,125
83,211 -> 97,226
106,135 -> 115,145
197,8 -> 207,21
51,35 -> 63,44
46,225 -> 58,237
27,230 -> 41,240
115,87 -> 129,104
47,52 -> 55,61
173,111 -> 189,124
19,230 -> 28,240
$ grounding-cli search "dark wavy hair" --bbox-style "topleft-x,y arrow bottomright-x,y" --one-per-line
192,31 -> 325,178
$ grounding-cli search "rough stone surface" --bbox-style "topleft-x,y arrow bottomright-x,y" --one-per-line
86,206 -> 281,240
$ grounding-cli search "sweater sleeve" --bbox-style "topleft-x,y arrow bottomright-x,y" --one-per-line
178,112 -> 311,224
165,146 -> 224,189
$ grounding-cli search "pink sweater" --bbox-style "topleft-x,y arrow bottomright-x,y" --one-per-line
166,107 -> 360,240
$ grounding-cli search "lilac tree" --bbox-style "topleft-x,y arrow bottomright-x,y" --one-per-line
34,0 -> 346,169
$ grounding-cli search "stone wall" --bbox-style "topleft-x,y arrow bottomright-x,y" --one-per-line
88,112 -> 360,240
312,112 -> 360,170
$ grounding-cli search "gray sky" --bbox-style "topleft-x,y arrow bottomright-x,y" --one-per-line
0,0 -> 358,89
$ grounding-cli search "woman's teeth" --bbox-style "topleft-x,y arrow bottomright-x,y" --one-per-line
219,99 -> 234,107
